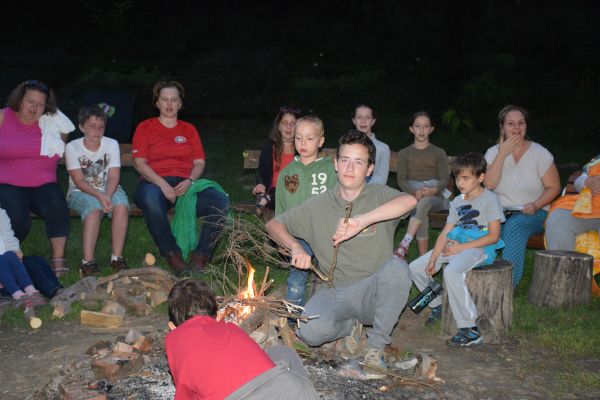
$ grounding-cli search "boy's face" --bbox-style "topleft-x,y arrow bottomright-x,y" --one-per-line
352,106 -> 376,135
294,121 -> 324,160
455,169 -> 484,197
79,116 -> 106,144
409,116 -> 434,143
335,143 -> 374,191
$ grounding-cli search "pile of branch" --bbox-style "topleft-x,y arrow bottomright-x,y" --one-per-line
51,265 -> 177,323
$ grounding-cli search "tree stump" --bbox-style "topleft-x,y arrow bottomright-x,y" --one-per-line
528,250 -> 593,309
441,259 -> 513,344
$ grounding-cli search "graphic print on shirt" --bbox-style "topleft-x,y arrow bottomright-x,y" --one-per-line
310,172 -> 329,195
456,204 -> 483,230
285,174 -> 299,193
78,153 -> 110,192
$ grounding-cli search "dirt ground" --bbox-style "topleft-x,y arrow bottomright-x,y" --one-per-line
0,307 -> 596,399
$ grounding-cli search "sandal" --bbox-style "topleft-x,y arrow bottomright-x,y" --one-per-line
49,258 -> 70,278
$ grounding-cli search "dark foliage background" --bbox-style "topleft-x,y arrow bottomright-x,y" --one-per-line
1,0 -> 599,164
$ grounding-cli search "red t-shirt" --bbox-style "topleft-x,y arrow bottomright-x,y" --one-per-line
272,153 -> 295,188
164,316 -> 275,400
131,118 -> 205,178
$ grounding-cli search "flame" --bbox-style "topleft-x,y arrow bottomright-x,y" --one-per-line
216,259 -> 257,322
238,260 -> 256,318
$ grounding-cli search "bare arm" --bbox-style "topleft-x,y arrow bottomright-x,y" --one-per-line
522,163 -> 561,214
105,167 -> 121,198
332,194 -> 417,246
69,168 -> 113,212
266,219 -> 312,269
133,157 -> 176,203
173,159 -> 206,196
425,223 -> 454,274
485,137 -> 522,189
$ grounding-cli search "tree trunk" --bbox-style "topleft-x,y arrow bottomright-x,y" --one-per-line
441,259 -> 513,344
528,250 -> 593,309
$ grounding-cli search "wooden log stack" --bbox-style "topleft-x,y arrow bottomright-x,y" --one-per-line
528,250 -> 593,309
441,259 -> 513,344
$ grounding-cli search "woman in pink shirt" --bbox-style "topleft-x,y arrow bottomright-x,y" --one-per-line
0,80 -> 71,277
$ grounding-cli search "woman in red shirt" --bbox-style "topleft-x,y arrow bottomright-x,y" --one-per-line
132,81 -> 229,274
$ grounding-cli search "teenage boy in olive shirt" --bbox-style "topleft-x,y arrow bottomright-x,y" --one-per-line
267,130 -> 417,379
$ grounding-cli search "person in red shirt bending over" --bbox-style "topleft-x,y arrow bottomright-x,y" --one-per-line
165,279 -> 319,400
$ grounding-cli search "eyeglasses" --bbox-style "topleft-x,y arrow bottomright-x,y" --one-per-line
279,106 -> 301,116
24,80 -> 49,94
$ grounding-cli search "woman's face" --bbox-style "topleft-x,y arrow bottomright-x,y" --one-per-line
501,110 -> 527,140
18,89 -> 47,124
156,87 -> 182,119
278,113 -> 297,141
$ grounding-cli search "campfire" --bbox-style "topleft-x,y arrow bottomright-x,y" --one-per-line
217,260 -> 258,323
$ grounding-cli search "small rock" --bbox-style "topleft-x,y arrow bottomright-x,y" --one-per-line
125,329 -> 143,344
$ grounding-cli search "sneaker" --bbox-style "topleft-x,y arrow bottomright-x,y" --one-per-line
393,244 -> 408,260
110,257 -> 128,273
363,347 -> 387,380
447,326 -> 483,347
339,319 -> 363,360
80,260 -> 99,278
425,305 -> 442,326
26,292 -> 47,307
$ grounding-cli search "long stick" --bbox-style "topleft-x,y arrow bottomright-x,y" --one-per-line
326,202 -> 353,285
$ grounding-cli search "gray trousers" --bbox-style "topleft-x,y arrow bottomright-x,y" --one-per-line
411,195 -> 447,240
545,208 -> 600,251
226,362 -> 319,400
409,248 -> 486,329
296,256 -> 412,350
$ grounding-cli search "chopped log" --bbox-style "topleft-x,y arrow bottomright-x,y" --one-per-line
125,329 -> 143,344
86,340 -> 113,357
111,283 -> 153,316
113,342 -> 133,354
238,306 -> 273,335
150,289 -> 168,307
101,301 -> 126,316
143,252 -> 156,267
80,310 -> 123,328
132,336 -> 153,352
24,307 -> 42,329
51,276 -> 98,318
96,266 -> 176,286
441,259 -> 513,344
59,379 -> 107,400
528,250 -> 593,309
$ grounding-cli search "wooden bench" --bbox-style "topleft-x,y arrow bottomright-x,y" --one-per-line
243,148 -> 582,250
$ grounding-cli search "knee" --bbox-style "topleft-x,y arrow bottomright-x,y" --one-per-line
296,320 -> 331,347
135,186 -> 164,213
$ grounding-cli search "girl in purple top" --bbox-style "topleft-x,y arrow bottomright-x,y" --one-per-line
0,80 -> 71,277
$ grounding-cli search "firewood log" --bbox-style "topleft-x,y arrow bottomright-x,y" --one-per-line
51,276 -> 98,318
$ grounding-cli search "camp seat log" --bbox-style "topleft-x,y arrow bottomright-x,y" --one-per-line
243,148 -> 582,250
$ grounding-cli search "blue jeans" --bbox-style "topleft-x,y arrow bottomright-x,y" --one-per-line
23,256 -> 62,298
286,239 -> 313,306
0,251 -> 33,296
134,177 -> 230,257
0,183 -> 70,242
